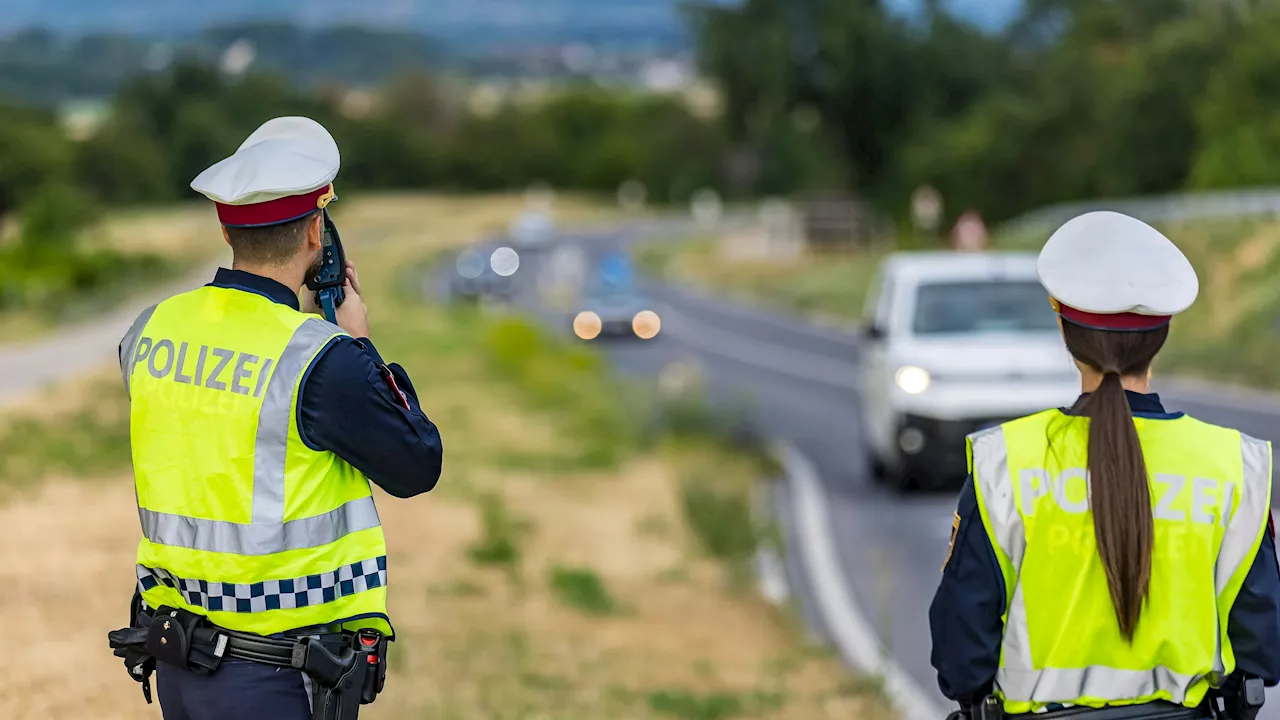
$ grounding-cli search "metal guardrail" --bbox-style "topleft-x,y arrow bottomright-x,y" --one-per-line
998,187 -> 1280,239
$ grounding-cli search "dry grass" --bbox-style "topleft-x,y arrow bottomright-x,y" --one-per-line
0,193 -> 887,720
375,456 -> 875,720
94,202 -> 225,260
0,460 -> 876,720
0,480 -> 153,720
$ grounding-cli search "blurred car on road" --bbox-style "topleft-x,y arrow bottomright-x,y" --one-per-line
572,258 -> 660,340
449,247 -> 517,303
860,251 -> 1080,490
573,288 -> 661,340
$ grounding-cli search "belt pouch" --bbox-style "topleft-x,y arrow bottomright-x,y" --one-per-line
145,607 -> 204,672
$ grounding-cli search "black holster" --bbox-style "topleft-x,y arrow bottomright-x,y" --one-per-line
301,629 -> 388,720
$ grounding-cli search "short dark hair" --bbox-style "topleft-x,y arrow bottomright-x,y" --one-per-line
224,211 -> 318,265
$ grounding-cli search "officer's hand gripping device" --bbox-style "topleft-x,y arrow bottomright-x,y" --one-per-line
306,208 -> 347,324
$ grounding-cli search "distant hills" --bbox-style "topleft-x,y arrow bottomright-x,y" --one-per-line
2,0 -> 1021,46
0,0 -> 1024,105
1,0 -> 698,51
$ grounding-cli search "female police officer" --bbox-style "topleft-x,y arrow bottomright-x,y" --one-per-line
929,211 -> 1280,718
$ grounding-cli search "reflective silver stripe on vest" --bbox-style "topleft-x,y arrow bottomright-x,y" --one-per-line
139,496 -> 381,556
998,666 -> 1201,705
120,303 -> 159,398
970,426 -> 1034,672
1217,435 -> 1273,598
139,316 -> 372,556
971,427 -> 1274,704
251,318 -> 342,526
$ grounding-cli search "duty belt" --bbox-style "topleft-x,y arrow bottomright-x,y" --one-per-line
949,687 -> 1262,720
108,599 -> 387,720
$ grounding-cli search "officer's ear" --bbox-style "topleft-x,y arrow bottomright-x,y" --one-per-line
221,225 -> 231,247
304,212 -> 323,252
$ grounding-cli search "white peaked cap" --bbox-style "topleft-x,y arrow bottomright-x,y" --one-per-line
1037,211 -> 1198,326
190,116 -> 340,227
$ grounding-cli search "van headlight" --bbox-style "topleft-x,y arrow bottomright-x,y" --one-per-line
895,365 -> 931,394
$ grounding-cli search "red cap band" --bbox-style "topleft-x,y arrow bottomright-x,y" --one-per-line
1058,304 -> 1171,331
215,185 -> 333,228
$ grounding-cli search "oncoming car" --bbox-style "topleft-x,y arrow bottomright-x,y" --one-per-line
572,285 -> 661,341
860,252 -> 1081,490
449,247 -> 518,303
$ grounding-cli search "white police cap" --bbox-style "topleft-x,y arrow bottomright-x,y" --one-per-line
1037,211 -> 1198,331
190,116 -> 340,227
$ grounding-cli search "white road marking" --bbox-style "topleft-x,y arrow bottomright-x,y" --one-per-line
776,439 -> 951,720
657,302 -> 860,390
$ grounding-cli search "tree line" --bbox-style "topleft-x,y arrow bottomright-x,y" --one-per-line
690,0 -> 1280,227
0,55 -> 836,229
9,0 -> 1280,242
0,57 -> 772,313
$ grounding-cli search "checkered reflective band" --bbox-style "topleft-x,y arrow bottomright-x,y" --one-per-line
136,556 -> 388,613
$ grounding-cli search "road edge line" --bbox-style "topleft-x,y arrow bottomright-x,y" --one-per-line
771,438 -> 950,720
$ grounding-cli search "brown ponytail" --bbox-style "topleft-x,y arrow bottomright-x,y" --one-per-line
1061,321 -> 1169,642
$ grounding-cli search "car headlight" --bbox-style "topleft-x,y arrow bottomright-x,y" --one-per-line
632,310 -> 661,339
574,311 -> 602,340
895,365 -> 931,394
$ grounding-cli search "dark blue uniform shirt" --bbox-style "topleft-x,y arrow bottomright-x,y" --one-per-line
930,391 -> 1280,703
127,268 -> 442,499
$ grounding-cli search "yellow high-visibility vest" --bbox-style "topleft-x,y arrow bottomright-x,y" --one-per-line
968,410 -> 1271,713
119,285 -> 393,638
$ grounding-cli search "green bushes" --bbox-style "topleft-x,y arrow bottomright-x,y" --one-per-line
548,566 -> 618,616
679,472 -> 759,568
480,314 -> 640,469
470,308 -> 777,587
0,378 -> 132,486
2,182 -> 174,317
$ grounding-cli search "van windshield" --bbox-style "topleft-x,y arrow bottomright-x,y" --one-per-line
911,280 -> 1058,335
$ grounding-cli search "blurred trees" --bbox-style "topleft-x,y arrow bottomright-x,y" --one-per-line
10,1 -> 1280,236
690,0 -> 1280,226
0,61 -> 748,233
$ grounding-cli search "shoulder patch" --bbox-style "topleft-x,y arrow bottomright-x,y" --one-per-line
941,511 -> 961,572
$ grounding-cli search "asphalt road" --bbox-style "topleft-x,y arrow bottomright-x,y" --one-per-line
452,231 -> 1280,720
0,264 -> 221,410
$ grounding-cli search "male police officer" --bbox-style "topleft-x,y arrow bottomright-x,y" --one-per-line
110,117 -> 442,719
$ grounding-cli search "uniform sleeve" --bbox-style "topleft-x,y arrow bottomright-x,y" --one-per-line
1227,518 -> 1280,686
296,336 -> 442,499
930,475 -> 1006,703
